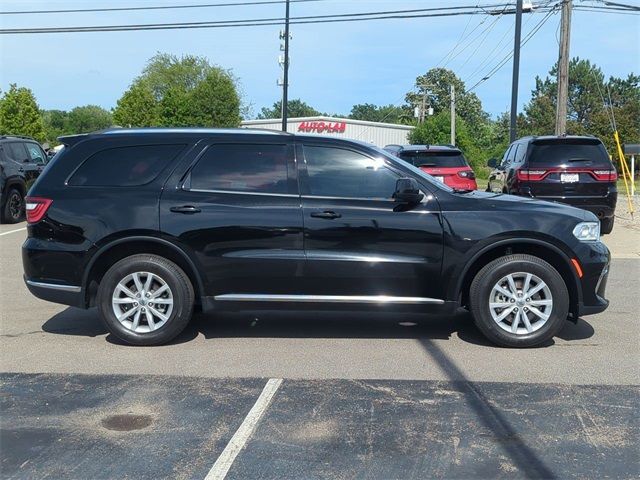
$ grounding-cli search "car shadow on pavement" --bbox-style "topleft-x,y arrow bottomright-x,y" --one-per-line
418,338 -> 559,478
40,306 -> 595,348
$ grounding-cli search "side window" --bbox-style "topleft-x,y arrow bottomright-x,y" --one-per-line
26,143 -> 46,164
303,145 -> 399,199
68,144 -> 185,186
505,145 -> 518,167
189,144 -> 291,194
514,143 -> 527,164
5,143 -> 28,163
500,145 -> 513,167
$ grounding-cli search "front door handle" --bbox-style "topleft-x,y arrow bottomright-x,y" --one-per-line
310,210 -> 341,219
170,205 -> 201,214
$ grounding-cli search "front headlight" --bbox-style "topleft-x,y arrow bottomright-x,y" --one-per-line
573,221 -> 600,242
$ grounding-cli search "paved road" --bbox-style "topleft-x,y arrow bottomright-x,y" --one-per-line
1,222 -> 639,479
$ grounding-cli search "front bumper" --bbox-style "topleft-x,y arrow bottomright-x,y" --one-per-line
574,241 -> 610,317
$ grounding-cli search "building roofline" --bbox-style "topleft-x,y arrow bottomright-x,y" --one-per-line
241,116 -> 415,131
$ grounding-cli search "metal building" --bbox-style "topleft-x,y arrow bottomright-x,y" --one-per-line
241,116 -> 414,147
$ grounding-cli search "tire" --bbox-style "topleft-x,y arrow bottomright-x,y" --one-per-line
97,254 -> 194,346
469,254 -> 569,348
600,216 -> 614,235
1,188 -> 25,224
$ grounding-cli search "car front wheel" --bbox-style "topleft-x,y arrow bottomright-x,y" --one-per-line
469,254 -> 569,347
97,254 -> 194,346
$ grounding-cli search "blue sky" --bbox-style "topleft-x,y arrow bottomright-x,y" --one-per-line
1,0 -> 639,119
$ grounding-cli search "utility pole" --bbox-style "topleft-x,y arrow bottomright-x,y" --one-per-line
450,85 -> 456,145
280,0 -> 290,132
509,0 -> 523,142
555,0 -> 572,135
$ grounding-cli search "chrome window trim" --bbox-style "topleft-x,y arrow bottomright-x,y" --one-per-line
26,280 -> 81,293
214,294 -> 444,305
186,188 -> 299,198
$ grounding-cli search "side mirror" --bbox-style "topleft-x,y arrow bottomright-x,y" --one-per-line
23,158 -> 31,163
393,178 -> 424,204
487,158 -> 498,168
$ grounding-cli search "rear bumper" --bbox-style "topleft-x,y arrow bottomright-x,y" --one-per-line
24,276 -> 85,308
525,191 -> 617,219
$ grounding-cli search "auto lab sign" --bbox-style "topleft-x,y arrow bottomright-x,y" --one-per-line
297,121 -> 347,134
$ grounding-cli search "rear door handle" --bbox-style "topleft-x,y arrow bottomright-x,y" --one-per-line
170,205 -> 201,214
310,210 -> 341,219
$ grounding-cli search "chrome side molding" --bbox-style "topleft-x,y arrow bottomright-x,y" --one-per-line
213,294 -> 444,304
26,280 -> 82,293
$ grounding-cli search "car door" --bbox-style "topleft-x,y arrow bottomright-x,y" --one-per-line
504,143 -> 520,193
160,139 -> 304,298
489,145 -> 511,193
297,142 -> 444,301
4,142 -> 34,183
24,142 -> 47,178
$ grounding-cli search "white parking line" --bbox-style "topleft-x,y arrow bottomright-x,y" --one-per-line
204,378 -> 283,480
0,227 -> 26,237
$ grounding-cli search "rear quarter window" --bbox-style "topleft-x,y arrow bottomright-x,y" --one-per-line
68,144 -> 185,186
527,140 -> 612,167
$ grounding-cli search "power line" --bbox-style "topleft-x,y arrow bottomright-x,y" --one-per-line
467,5 -> 560,92
0,4 -> 524,35
0,0 -> 326,15
463,5 -> 542,85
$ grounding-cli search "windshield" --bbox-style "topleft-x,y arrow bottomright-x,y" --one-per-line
398,150 -> 467,168
528,140 -> 611,167
368,145 -> 454,192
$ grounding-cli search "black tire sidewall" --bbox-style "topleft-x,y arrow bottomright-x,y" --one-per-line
3,189 -> 24,223
98,255 -> 193,346
470,256 -> 569,347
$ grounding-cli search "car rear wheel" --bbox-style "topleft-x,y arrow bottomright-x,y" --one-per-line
469,254 -> 569,347
1,189 -> 25,223
600,216 -> 614,235
97,254 -> 194,346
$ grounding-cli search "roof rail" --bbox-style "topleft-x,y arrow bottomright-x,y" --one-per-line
0,134 -> 36,141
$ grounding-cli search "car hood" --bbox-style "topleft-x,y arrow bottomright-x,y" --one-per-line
454,190 -> 597,222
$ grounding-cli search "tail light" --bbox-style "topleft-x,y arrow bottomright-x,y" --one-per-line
25,197 -> 53,223
517,170 -> 547,181
457,169 -> 476,179
592,169 -> 618,181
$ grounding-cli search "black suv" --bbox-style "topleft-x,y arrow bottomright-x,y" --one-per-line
487,136 -> 618,234
23,128 -> 610,347
0,135 -> 48,223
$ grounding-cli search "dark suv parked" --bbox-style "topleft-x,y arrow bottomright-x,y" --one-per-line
487,136 -> 618,234
0,135 -> 48,223
23,128 -> 610,347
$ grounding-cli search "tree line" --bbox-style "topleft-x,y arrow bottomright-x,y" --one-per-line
0,53 -> 637,176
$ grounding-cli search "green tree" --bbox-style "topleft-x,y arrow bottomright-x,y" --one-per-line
405,68 -> 488,128
0,84 -> 46,142
42,109 -> 70,144
112,81 -> 159,127
522,58 -> 640,156
66,105 -> 113,134
257,99 -> 322,119
349,103 -> 410,124
113,53 -> 241,128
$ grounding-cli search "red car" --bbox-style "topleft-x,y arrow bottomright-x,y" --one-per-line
383,144 -> 477,191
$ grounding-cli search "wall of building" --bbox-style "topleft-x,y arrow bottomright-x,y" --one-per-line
241,116 -> 414,148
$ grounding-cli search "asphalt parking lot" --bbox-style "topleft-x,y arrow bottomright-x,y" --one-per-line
1,221 -> 639,479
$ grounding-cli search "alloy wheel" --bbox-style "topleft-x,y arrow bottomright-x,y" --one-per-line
488,272 -> 553,335
111,271 -> 174,333
8,192 -> 23,220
